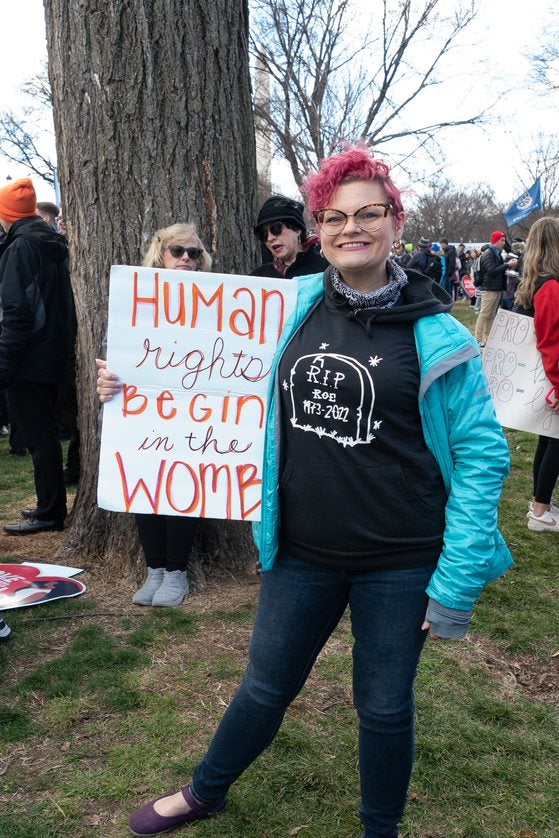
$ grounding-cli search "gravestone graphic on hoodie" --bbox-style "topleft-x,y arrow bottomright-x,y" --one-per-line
275,272 -> 452,561
285,348 -> 379,447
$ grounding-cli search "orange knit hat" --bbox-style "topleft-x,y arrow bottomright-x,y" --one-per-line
0,178 -> 37,223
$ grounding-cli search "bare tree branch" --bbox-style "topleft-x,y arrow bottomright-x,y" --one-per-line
250,0 -> 484,188
405,179 -> 502,243
20,61 -> 53,110
0,63 -> 56,186
0,112 -> 56,185
510,132 -> 559,213
362,0 -> 477,141
529,24 -> 559,92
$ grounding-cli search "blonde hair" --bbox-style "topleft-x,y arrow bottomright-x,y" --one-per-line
142,222 -> 213,271
515,217 -> 559,309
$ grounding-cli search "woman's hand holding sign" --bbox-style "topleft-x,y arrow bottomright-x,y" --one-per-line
546,387 -> 559,412
96,359 -> 122,403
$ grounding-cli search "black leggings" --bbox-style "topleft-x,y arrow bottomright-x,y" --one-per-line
134,514 -> 198,572
533,435 -> 559,504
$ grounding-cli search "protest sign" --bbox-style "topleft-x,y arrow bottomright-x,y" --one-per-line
460,273 -> 476,299
0,564 -> 86,610
483,309 -> 559,439
21,562 -> 84,578
97,267 -> 298,521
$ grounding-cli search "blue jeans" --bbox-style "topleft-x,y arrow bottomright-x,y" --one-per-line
192,552 -> 435,837
442,275 -> 454,299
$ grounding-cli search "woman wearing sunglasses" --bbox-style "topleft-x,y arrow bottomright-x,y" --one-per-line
96,223 -> 211,607
142,222 -> 212,273
251,194 -> 328,279
123,147 -> 512,837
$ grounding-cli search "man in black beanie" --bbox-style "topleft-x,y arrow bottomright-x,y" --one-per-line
251,195 -> 328,279
408,236 -> 431,274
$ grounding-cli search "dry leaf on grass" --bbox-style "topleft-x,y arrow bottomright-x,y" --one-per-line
85,814 -> 103,827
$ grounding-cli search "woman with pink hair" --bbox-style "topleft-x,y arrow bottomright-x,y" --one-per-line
121,145 -> 512,838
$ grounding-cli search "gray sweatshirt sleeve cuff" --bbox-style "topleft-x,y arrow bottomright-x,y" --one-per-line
425,598 -> 472,639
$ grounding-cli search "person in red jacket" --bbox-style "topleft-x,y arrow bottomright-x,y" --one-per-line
514,217 -> 559,532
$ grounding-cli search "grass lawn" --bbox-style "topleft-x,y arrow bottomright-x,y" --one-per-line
0,302 -> 558,837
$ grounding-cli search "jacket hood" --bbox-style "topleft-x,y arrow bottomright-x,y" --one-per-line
323,264 -> 453,327
535,275 -> 559,292
5,216 -> 68,264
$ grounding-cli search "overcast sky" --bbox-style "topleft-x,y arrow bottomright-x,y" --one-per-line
0,0 -> 555,206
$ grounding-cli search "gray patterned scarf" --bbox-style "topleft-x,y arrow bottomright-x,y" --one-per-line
330,258 -> 408,309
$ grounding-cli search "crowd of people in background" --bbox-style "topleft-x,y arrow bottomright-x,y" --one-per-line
392,233 -> 523,316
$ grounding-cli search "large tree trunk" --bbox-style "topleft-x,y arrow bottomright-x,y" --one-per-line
43,0 -> 260,585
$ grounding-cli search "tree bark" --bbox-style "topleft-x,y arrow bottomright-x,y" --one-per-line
43,0 -> 260,584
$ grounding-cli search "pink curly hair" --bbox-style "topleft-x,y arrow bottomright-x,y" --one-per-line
301,144 -> 404,222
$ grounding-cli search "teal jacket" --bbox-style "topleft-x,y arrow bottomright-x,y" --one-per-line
254,271 -> 513,612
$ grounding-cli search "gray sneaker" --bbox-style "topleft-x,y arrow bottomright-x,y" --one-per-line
132,567 -> 165,605
151,570 -> 189,607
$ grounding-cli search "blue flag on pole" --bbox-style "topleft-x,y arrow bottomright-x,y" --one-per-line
503,178 -> 542,226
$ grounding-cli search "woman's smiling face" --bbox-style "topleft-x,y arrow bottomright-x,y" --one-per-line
318,180 -> 405,292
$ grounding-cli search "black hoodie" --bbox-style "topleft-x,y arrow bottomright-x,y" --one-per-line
277,267 -> 453,571
0,216 -> 75,386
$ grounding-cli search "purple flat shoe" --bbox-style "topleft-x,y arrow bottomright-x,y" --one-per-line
129,784 -> 227,836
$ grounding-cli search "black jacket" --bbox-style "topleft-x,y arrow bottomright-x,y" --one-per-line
407,249 -> 430,274
250,242 -> 328,279
442,244 -> 456,279
479,244 -> 507,292
0,217 -> 75,386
